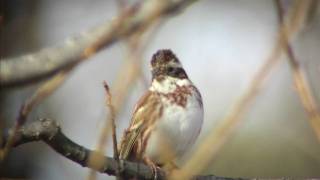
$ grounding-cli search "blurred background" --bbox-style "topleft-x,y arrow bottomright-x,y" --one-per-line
1,0 -> 320,179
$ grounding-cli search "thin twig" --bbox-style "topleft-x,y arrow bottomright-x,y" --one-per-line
86,4 -> 159,180
171,0 -> 312,179
104,81 -> 120,172
0,67 -> 72,160
275,0 -> 320,142
103,81 -> 119,160
86,35 -> 144,180
116,0 -> 150,89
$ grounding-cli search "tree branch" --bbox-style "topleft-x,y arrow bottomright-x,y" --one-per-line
2,118 -> 165,180
0,0 -> 195,87
1,118 -> 315,180
274,0 -> 320,142
0,118 -> 245,180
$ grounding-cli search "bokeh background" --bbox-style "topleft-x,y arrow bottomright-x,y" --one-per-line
1,0 -> 320,179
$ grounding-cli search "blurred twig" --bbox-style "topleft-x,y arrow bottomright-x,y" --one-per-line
171,0 -> 312,179
304,0 -> 319,28
115,0 -> 128,11
275,0 -> 320,142
0,67 -> 72,160
0,0 -> 196,87
3,118 -> 315,180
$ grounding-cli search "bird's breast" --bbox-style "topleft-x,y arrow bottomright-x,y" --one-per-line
144,86 -> 203,165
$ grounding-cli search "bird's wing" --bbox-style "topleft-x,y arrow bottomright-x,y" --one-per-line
119,90 -> 161,160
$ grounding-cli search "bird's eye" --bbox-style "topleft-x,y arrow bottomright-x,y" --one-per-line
168,67 -> 174,72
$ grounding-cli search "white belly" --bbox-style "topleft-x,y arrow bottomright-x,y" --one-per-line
144,92 -> 203,164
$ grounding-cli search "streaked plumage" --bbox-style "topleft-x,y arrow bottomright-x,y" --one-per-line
119,49 -> 203,170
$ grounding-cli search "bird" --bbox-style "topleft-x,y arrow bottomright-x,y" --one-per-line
118,49 -> 203,178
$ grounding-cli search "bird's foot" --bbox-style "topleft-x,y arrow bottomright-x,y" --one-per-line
143,157 -> 160,180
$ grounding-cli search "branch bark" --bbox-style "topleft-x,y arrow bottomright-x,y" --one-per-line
1,118 -> 316,180
0,0 -> 195,87
1,118 -> 249,180
2,118 -> 165,180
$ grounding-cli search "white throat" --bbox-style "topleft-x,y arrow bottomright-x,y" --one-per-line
149,76 -> 191,94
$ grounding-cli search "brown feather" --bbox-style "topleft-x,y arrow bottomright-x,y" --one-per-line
119,90 -> 163,161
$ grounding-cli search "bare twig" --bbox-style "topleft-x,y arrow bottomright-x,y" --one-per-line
305,0 -> 319,27
275,0 -> 320,142
103,81 -> 119,160
171,0 -> 312,179
104,81 -> 120,176
0,67 -> 72,160
86,81 -> 121,180
86,33 -> 145,180
0,0 -> 196,87
2,118 -> 315,180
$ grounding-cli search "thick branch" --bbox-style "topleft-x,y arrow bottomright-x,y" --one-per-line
2,118 -> 164,179
1,118 -> 248,180
2,119 -> 315,180
0,0 -> 195,87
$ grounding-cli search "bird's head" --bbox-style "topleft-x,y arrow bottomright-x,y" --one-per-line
151,49 -> 188,81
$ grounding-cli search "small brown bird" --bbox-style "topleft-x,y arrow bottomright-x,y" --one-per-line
118,49 -> 203,177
